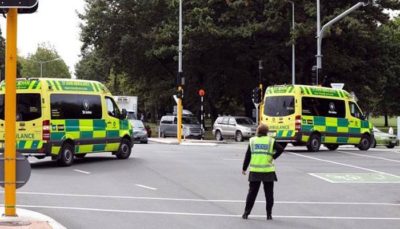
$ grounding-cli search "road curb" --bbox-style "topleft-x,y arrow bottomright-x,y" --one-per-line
149,138 -> 226,145
0,208 -> 65,229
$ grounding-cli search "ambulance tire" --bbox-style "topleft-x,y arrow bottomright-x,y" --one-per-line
307,134 -> 321,152
116,138 -> 132,159
358,134 -> 371,151
325,144 -> 339,151
57,143 -> 75,166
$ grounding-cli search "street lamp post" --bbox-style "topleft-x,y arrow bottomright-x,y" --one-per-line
315,0 -> 370,84
176,0 -> 184,143
288,1 -> 295,85
34,57 -> 61,78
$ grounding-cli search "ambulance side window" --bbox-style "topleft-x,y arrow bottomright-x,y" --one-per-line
106,97 -> 121,118
349,102 -> 363,119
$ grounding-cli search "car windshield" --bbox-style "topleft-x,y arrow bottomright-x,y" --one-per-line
127,112 -> 136,120
236,118 -> 253,125
264,96 -> 295,117
183,117 -> 199,124
132,120 -> 145,128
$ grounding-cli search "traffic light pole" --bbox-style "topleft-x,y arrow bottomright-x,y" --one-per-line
258,61 -> 263,125
177,0 -> 183,144
4,8 -> 18,217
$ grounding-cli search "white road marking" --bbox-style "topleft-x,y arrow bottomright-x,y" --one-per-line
2,191 -> 400,206
309,173 -> 335,183
3,204 -> 400,220
288,152 -> 400,178
222,159 -> 242,161
73,169 -> 91,175
338,151 -> 400,163
135,184 -> 157,191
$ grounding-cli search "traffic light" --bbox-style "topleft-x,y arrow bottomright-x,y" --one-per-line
252,87 -> 261,104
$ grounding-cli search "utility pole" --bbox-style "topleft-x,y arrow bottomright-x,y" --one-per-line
177,0 -> 184,143
258,60 -> 263,125
288,1 -> 295,85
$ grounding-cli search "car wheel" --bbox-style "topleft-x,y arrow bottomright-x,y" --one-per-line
358,134 -> 371,151
116,138 -> 132,159
215,130 -> 223,141
307,133 -> 321,152
372,138 -> 377,148
387,143 -> 395,149
235,131 -> 243,142
57,143 -> 75,166
160,131 -> 166,138
75,153 -> 86,159
325,144 -> 339,151
141,140 -> 148,144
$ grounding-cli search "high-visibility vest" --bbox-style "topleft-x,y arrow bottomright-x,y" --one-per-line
249,136 -> 275,173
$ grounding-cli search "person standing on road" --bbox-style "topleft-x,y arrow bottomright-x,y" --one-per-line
242,124 -> 284,220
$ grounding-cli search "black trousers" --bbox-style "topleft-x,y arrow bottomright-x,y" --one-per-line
244,181 -> 274,216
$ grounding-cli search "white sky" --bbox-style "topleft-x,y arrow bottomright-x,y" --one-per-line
0,0 -> 86,78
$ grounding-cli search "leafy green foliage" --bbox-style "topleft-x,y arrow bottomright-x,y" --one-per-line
20,43 -> 70,78
76,0 -> 400,120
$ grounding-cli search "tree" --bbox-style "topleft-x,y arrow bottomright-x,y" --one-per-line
20,43 -> 70,78
77,0 -> 400,121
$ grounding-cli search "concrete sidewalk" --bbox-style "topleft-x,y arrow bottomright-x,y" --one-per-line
149,138 -> 226,146
0,208 -> 65,229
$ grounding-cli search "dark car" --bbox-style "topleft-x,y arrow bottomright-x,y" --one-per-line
131,120 -> 148,144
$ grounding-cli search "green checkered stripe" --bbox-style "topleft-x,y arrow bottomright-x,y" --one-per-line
275,130 -> 295,138
50,119 -> 131,155
266,85 -> 295,94
0,140 -> 43,151
0,80 -> 42,91
301,116 -> 371,144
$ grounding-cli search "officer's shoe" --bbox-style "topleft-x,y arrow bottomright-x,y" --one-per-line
267,214 -> 273,220
242,213 -> 249,220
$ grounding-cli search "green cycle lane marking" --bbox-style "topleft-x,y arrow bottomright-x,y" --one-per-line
309,173 -> 400,183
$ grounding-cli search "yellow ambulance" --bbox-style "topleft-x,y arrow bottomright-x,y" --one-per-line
0,78 -> 133,166
261,85 -> 373,152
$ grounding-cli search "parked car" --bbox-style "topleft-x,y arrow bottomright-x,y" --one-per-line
372,127 -> 399,148
212,116 -> 257,142
159,115 -> 203,139
131,120 -> 148,144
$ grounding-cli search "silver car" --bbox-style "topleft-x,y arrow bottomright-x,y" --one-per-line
131,120 -> 148,144
159,115 -> 203,139
212,116 -> 257,142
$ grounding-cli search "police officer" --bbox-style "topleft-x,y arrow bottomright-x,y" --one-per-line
242,124 -> 284,220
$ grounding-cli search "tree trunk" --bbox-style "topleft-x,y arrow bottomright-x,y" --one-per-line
384,113 -> 389,127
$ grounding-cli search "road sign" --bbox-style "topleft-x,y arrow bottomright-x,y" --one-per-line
0,0 -> 38,8
0,152 -> 31,189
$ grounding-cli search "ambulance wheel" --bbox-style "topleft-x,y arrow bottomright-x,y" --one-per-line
58,143 -> 75,166
358,134 -> 371,151
325,144 -> 339,151
307,134 -> 321,152
116,138 -> 132,159
75,153 -> 87,159
235,131 -> 243,142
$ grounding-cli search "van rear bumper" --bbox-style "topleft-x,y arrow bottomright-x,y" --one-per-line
0,143 -> 52,157
274,132 -> 303,143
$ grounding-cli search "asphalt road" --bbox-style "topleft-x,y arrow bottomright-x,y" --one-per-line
1,142 -> 400,229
